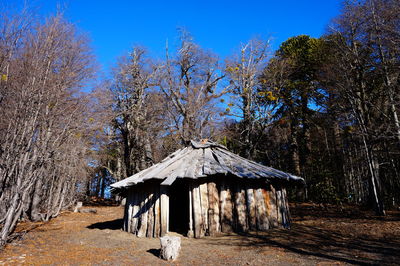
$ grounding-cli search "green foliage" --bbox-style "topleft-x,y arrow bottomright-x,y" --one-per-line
279,35 -> 324,63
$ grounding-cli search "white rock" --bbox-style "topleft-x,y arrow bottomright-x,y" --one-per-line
159,236 -> 181,261
74,202 -> 83,213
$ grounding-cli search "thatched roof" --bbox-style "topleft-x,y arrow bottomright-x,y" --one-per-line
111,140 -> 303,190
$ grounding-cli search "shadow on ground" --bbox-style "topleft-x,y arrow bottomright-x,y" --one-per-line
205,204 -> 400,265
147,248 -> 160,258
87,219 -> 123,230
291,203 -> 400,221
231,225 -> 399,265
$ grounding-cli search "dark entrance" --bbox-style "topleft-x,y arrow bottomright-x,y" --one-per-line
169,179 -> 189,235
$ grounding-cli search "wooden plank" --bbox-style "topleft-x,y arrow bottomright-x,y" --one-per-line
199,182 -> 209,234
214,148 -> 300,181
245,185 -> 257,230
281,188 -> 291,228
153,187 -> 160,237
184,149 -> 202,178
207,181 -> 220,236
266,185 -> 278,227
123,192 -> 131,232
254,188 -> 269,231
234,184 -> 248,232
129,190 -> 135,233
219,180 -> 233,232
132,189 -> 142,235
151,148 -> 192,180
275,187 -> 290,228
160,186 -> 169,236
133,190 -> 140,236
131,189 -> 141,234
192,182 -> 204,238
112,148 -> 186,189
112,146 -> 195,188
188,184 -> 194,237
158,150 -> 195,183
276,189 -> 283,226
137,188 -> 149,237
204,148 -> 227,175
123,202 -> 128,232
146,190 -> 155,237
160,175 -> 177,185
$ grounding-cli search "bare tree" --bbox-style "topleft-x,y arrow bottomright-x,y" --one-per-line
0,9 -> 96,245
323,0 -> 400,215
225,38 -> 274,159
110,47 -> 163,178
158,31 -> 229,145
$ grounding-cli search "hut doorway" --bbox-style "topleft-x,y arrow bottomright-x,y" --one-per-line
168,179 -> 189,235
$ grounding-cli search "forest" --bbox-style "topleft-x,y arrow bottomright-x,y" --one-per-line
0,0 -> 399,250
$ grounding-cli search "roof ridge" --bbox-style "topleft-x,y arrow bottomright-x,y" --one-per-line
190,139 -> 227,150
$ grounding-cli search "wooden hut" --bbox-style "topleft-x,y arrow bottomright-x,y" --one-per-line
111,140 -> 304,238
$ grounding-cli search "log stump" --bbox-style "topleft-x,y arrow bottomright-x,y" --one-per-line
159,236 -> 181,261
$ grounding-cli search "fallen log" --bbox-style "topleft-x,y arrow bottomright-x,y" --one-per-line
78,208 -> 97,214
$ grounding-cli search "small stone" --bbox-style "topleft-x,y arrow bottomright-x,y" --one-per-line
159,236 -> 181,261
74,202 -> 83,212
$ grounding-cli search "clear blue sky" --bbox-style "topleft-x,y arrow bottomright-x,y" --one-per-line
11,0 -> 342,73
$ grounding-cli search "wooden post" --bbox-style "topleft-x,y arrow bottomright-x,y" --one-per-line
147,190 -> 155,237
207,181 -> 220,236
234,184 -> 248,232
245,185 -> 257,230
188,184 -> 194,237
123,192 -> 131,232
276,189 -> 283,226
160,186 -> 169,236
219,180 -> 233,232
254,188 -> 269,230
199,182 -> 209,235
137,188 -> 149,238
282,188 -> 291,228
154,187 -> 161,237
267,185 -> 278,227
130,190 -> 136,233
192,182 -> 203,238
131,189 -> 140,234
133,190 -> 143,236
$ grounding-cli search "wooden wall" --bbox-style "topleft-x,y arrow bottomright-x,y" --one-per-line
123,176 -> 291,238
123,181 -> 164,238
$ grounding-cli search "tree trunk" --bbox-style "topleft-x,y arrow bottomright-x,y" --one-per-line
30,177 -> 44,221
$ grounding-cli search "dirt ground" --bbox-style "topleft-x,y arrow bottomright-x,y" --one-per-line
0,203 -> 399,265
